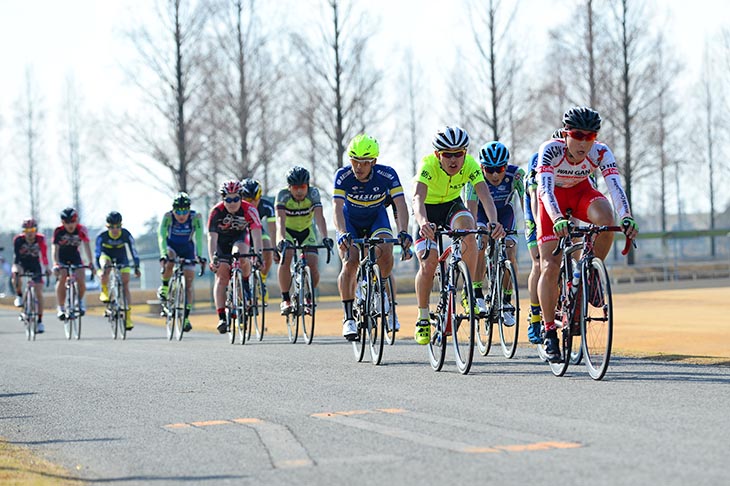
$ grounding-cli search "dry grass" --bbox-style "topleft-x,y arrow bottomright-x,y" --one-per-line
0,439 -> 82,486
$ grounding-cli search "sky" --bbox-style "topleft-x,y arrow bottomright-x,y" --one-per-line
0,0 -> 727,235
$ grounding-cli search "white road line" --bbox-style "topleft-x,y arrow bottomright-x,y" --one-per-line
233,418 -> 314,469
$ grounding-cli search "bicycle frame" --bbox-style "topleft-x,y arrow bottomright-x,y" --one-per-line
58,263 -> 87,340
19,272 -> 42,341
162,256 -> 205,341
104,260 -> 127,340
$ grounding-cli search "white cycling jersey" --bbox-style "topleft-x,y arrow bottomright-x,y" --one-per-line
537,139 -> 631,222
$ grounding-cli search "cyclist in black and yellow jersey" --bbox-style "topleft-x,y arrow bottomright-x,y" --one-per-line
275,166 -> 334,315
241,178 -> 278,298
412,126 -> 505,345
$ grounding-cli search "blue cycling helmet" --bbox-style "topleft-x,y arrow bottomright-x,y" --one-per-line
478,141 -> 510,167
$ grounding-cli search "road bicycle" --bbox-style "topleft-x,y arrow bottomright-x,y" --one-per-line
281,242 -> 332,345
18,272 -> 45,341
57,263 -> 90,340
349,237 -> 407,365
103,260 -> 130,340
245,248 -> 277,343
160,256 -> 205,341
540,217 -> 634,380
475,229 -> 520,359
224,252 -> 258,345
424,227 -> 488,375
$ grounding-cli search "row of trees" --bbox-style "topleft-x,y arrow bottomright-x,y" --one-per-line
4,0 -> 729,262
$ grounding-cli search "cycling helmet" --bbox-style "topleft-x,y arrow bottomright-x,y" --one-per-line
432,126 -> 470,151
241,178 -> 262,200
219,179 -> 243,196
106,211 -> 122,225
172,192 -> 191,209
551,128 -> 563,139
563,106 -> 601,131
478,141 -> 510,167
22,218 -> 37,229
286,166 -> 310,186
60,207 -> 78,223
347,134 -> 380,159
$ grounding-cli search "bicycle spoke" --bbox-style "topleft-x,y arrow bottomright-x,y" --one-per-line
581,258 -> 613,380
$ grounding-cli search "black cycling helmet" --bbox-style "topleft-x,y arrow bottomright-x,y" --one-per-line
286,166 -> 310,186
551,128 -> 563,139
106,211 -> 122,225
172,192 -> 191,209
563,106 -> 601,131
241,178 -> 262,200
60,207 -> 78,223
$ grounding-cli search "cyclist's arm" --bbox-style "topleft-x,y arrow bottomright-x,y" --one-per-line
538,169 -> 562,223
38,235 -> 49,270
94,234 -> 103,268
266,219 -> 276,246
412,181 -> 429,228
333,198 -> 347,235
52,243 -> 60,268
514,167 -> 526,205
207,231 -> 218,263
275,208 -> 287,244
313,205 -> 328,241
192,213 -> 204,256
473,181 -> 499,223
126,232 -> 141,268
83,240 -> 93,268
158,213 -> 171,258
392,195 -> 410,234
250,227 -> 264,257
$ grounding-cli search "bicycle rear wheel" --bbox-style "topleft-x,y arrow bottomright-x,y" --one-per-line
119,280 -> 128,340
24,288 -> 37,341
383,276 -> 397,345
164,279 -> 175,340
497,260 -> 519,359
581,257 -> 613,380
549,272 -> 572,377
71,280 -> 82,340
427,266 -> 446,372
452,260 -> 476,375
233,271 -> 247,345
367,265 -> 385,365
300,266 -> 315,345
286,277 -> 298,344
249,270 -> 265,341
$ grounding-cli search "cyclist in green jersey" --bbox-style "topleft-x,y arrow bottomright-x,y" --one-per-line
412,126 -> 505,345
275,166 -> 334,315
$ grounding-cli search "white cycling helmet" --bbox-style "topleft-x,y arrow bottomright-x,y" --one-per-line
432,126 -> 470,151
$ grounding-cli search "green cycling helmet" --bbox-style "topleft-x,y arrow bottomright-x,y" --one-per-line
347,134 -> 379,159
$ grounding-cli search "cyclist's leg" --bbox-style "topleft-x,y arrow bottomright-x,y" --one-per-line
302,227 -> 320,288
11,264 -> 22,297
158,247 -> 176,299
32,278 -> 45,323
585,197 -> 615,260
76,267 -> 86,300
449,207 -> 477,277
278,229 -> 298,299
121,268 -> 132,308
56,268 -> 69,310
371,210 -> 394,278
261,233 -> 273,278
233,240 -> 251,279
98,254 -> 112,300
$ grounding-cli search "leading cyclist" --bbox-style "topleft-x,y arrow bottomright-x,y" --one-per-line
537,107 -> 639,362
412,126 -> 505,345
52,207 -> 94,320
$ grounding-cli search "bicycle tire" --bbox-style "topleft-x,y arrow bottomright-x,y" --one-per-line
476,249 -> 496,356
250,270 -> 265,341
581,257 -> 613,380
119,277 -> 128,340
165,277 -> 176,340
24,287 -> 37,341
233,270 -> 247,345
367,265 -> 386,365
174,275 -> 186,341
498,260 -> 519,359
549,271 -> 572,376
300,265 -> 315,345
427,266 -> 446,372
107,271 -> 119,340
352,269 -> 367,361
64,280 -> 75,340
452,260 -> 476,375
383,276 -> 397,345
286,276 -> 298,344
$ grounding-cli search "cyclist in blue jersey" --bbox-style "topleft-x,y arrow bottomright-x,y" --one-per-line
333,134 -> 413,340
466,141 -> 524,325
95,211 -> 141,330
157,192 -> 204,332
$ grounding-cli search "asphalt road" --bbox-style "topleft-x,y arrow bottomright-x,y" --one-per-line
1,308 -> 728,485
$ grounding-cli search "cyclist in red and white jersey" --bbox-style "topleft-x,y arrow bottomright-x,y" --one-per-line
537,107 -> 639,362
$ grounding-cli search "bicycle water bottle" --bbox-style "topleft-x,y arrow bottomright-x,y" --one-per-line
571,269 -> 581,295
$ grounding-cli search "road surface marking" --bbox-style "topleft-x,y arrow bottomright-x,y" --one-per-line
189,419 -> 231,427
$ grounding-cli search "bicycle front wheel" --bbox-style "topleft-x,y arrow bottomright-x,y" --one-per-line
249,270 -> 265,341
427,266 -> 446,371
549,271 -> 572,377
164,279 -> 175,340
367,265 -> 386,365
173,275 -> 186,341
71,280 -> 82,340
64,282 -> 75,340
233,271 -> 247,345
497,260 -> 519,359
24,288 -> 37,341
300,266 -> 315,345
383,276 -> 397,346
581,257 -> 613,380
118,280 -> 128,341
352,270 -> 366,361
452,260 -> 476,375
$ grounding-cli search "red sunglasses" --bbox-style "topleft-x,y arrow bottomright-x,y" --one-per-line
566,130 -> 598,142
483,165 -> 506,174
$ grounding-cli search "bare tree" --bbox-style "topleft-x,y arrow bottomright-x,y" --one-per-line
119,0 -> 211,195
399,50 -> 426,179
14,67 -> 45,221
58,73 -> 85,214
290,0 -> 383,175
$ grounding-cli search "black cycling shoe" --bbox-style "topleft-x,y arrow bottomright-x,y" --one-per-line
216,319 -> 228,334
544,329 -> 562,363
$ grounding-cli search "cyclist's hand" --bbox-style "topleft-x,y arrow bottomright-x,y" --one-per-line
253,252 -> 263,269
621,216 -> 639,239
52,266 -> 60,276
134,266 -> 141,278
337,232 -> 352,252
272,249 -> 281,264
44,268 -> 52,277
525,219 -> 536,235
159,256 -> 167,267
398,231 -> 413,252
276,239 -> 289,254
489,222 -> 506,239
209,255 -> 219,272
419,222 -> 435,241
323,237 -> 334,251
553,216 -> 569,237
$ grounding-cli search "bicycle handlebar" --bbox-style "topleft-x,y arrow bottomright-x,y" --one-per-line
161,256 -> 207,277
350,237 -> 411,262
279,243 -> 332,264
551,225 -> 636,256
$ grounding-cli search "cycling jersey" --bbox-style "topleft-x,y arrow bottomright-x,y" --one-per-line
334,164 -> 404,217
537,139 -> 630,223
95,229 -> 140,269
257,196 -> 275,237
158,211 -> 204,260
208,201 -> 262,243
53,224 -> 90,265
524,153 -> 539,248
275,187 -> 322,233
416,154 -> 484,204
465,165 -> 525,209
14,233 -> 49,268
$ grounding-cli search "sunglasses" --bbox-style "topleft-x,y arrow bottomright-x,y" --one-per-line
23,228 -> 37,233
484,165 -> 506,174
290,184 -> 308,191
108,224 -> 122,229
566,130 -> 597,142
223,196 -> 241,203
439,150 -> 466,159
351,157 -> 376,164
173,208 -> 190,215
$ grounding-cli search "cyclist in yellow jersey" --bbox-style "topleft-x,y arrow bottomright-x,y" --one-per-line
412,126 -> 505,345
275,166 -> 334,315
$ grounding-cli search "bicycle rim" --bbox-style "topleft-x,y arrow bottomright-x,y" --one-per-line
352,270 -> 366,361
165,279 -> 176,340
498,260 -> 519,359
581,257 -> 613,380
72,281 -> 81,340
25,288 -> 36,341
427,267 -> 446,371
301,266 -> 315,345
452,260 -> 475,375
252,271 -> 265,341
286,277 -> 298,344
549,272 -> 572,376
64,284 -> 74,340
384,276 -> 397,345
367,266 -> 385,365
174,276 -> 186,341
119,281 -> 128,340
235,272 -> 247,345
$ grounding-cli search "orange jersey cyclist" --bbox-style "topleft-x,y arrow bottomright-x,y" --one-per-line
333,134 -> 413,341
52,207 -> 94,320
208,179 -> 264,334
12,218 -> 51,332
412,126 -> 505,345
537,107 -> 639,362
